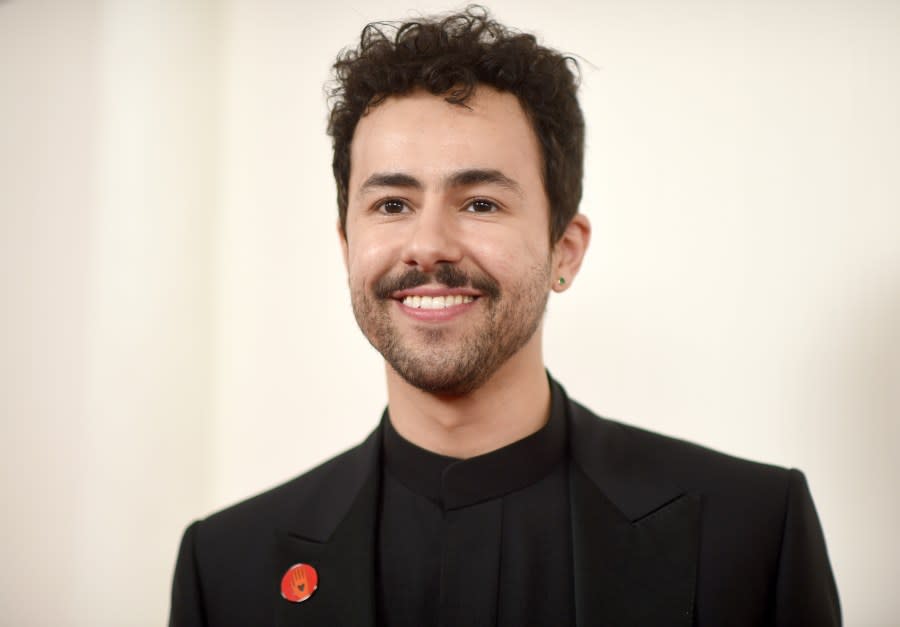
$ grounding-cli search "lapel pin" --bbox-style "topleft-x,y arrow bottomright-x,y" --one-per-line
280,563 -> 318,603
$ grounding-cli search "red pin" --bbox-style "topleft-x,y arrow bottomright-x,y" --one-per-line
280,563 -> 318,603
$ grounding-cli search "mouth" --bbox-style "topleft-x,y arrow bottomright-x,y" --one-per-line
390,287 -> 482,319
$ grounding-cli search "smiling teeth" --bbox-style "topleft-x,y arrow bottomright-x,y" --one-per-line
402,294 -> 474,309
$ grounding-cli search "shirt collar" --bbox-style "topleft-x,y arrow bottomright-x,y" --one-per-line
381,380 -> 568,510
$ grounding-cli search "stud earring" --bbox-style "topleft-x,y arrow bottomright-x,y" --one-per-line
558,277 -> 566,286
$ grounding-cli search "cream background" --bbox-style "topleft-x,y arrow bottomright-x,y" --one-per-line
1,0 -> 898,625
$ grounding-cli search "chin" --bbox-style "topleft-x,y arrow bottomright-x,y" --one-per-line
388,356 -> 490,397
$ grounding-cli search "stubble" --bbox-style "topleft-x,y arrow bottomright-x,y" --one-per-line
350,261 -> 551,396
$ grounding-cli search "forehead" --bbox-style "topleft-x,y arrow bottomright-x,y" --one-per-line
348,87 -> 544,194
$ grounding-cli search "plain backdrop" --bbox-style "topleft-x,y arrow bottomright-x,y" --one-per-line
1,0 -> 898,625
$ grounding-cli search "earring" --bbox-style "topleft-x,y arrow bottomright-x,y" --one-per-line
558,277 -> 566,286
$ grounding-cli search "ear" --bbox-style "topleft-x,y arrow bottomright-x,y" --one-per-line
337,218 -> 349,271
551,213 -> 591,292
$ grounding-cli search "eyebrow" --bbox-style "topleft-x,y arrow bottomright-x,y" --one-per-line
359,172 -> 423,194
446,168 -> 523,196
358,168 -> 523,197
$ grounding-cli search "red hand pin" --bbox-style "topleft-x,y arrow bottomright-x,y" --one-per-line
280,563 -> 318,603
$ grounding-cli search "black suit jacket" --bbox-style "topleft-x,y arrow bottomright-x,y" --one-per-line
170,383 -> 840,626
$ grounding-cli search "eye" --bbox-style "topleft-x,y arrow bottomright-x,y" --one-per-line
465,199 -> 498,214
377,199 -> 409,215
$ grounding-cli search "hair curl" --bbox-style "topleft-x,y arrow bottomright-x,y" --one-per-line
327,5 -> 584,243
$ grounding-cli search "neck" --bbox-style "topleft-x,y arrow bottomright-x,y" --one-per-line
384,334 -> 551,458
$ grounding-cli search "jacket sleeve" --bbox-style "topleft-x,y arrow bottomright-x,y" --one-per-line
774,469 -> 842,626
169,520 -> 208,627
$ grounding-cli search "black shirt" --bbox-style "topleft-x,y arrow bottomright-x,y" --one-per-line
376,386 -> 575,627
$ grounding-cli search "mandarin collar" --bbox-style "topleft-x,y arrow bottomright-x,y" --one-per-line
382,380 -> 568,510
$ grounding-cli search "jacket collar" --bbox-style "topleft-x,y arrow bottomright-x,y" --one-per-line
560,381 -> 699,627
278,426 -> 381,542
274,428 -> 382,627
565,385 -> 687,522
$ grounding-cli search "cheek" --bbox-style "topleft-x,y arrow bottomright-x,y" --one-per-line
463,226 -> 550,281
346,231 -> 399,286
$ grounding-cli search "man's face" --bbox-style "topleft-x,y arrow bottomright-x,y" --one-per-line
341,87 -> 555,396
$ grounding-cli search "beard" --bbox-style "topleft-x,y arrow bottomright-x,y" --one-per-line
350,261 -> 551,396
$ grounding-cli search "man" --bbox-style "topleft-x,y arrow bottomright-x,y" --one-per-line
170,7 -> 840,626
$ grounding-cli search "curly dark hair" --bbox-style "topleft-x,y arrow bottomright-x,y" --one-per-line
327,5 -> 584,243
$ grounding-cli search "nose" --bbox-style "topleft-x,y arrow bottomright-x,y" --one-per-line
400,203 -> 463,272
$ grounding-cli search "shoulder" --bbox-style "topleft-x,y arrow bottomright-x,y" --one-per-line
194,426 -> 380,544
169,429 -> 380,624
568,398 -> 797,515
566,398 -> 828,596
565,400 -> 840,622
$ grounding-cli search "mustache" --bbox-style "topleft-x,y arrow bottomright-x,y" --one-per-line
373,264 -> 501,300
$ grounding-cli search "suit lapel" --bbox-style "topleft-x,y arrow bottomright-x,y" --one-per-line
564,389 -> 700,627
273,427 -> 381,627
570,465 -> 699,627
